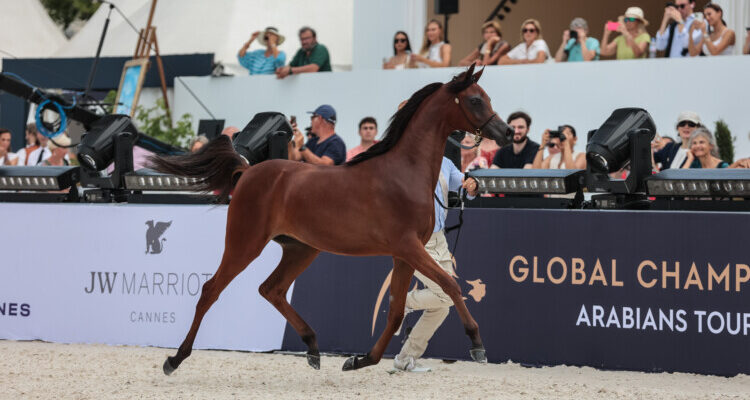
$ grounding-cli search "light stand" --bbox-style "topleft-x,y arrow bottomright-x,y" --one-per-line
83,2 -> 115,99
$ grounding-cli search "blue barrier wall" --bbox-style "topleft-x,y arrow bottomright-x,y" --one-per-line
282,208 -> 750,376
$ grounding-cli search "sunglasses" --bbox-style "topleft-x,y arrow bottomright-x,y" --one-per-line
676,4 -> 687,9
678,121 -> 697,128
624,17 -> 639,23
394,38 -> 407,43
522,28 -> 537,34
547,143 -> 559,148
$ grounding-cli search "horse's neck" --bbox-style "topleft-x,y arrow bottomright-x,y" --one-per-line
381,94 -> 452,192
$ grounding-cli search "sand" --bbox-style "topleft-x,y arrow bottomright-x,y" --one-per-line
1,340 -> 748,400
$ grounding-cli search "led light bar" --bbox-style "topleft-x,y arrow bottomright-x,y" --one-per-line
467,169 -> 585,195
646,169 -> 750,197
0,166 -> 80,191
124,169 -> 202,191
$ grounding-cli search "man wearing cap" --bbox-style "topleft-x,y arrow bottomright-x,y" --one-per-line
654,111 -> 702,170
655,0 -> 702,58
276,27 -> 331,79
290,105 -> 346,166
238,27 -> 286,75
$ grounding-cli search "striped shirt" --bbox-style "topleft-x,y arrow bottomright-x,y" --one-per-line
238,49 -> 287,75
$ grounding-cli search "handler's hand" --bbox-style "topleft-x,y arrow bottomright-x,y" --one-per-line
462,178 -> 479,197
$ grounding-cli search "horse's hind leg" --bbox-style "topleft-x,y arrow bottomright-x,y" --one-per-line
163,234 -> 269,375
398,239 -> 486,363
259,237 -> 321,369
343,258 -> 413,371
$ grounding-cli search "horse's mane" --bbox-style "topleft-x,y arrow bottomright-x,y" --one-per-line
346,69 -> 475,166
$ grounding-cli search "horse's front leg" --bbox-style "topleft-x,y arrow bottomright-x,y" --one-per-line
342,258 -> 413,371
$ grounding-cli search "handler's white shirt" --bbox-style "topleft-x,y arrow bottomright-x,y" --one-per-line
507,39 -> 550,61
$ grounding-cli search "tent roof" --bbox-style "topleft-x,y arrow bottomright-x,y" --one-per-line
0,0 -> 68,61
53,0 -> 353,73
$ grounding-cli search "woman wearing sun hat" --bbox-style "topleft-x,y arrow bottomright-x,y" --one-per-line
238,27 -> 287,75
601,7 -> 651,60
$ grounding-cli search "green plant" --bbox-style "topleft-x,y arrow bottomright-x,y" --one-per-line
714,119 -> 735,164
41,0 -> 99,29
101,90 -> 117,114
134,98 -> 194,148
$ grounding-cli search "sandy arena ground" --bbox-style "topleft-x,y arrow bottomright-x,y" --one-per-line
1,340 -> 748,400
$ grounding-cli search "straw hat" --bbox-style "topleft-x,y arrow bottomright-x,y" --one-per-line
256,27 -> 285,46
622,7 -> 648,26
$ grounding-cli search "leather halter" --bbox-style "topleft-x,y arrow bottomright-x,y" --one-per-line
454,96 -> 499,148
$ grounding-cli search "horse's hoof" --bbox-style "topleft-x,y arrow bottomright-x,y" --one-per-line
342,356 -> 358,371
307,353 -> 320,370
342,354 -> 373,371
163,357 -> 177,375
470,347 -> 487,363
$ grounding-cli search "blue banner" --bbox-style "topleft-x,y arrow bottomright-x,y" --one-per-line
282,208 -> 750,376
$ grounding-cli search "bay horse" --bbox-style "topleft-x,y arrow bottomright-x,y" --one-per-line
152,64 -> 512,375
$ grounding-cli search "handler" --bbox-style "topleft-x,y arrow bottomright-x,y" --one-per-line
393,156 -> 479,372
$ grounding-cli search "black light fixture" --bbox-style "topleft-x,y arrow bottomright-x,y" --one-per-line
585,108 -> 655,208
232,112 -> 292,165
0,166 -> 80,202
123,168 -> 217,204
647,169 -> 750,212
467,169 -> 585,209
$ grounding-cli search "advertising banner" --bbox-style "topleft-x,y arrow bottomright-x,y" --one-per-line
282,208 -> 750,376
0,203 -> 286,352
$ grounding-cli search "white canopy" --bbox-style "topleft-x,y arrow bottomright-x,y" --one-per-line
0,0 -> 68,69
53,0 -> 353,74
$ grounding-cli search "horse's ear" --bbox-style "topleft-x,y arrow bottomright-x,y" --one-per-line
465,63 -> 476,81
472,67 -> 485,82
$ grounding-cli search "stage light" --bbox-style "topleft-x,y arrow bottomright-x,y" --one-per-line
468,169 -> 585,195
647,169 -> 750,197
77,114 -> 139,171
232,112 -> 293,165
586,108 -> 655,174
124,169 -> 201,191
0,166 -> 79,191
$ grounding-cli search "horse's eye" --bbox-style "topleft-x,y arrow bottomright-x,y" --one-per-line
470,98 -> 482,106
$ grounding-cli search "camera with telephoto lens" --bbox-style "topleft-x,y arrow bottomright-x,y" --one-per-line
548,126 -> 567,141
665,2 -> 676,8
569,30 -> 578,40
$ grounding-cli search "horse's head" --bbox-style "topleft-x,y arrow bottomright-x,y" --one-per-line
446,64 -> 513,148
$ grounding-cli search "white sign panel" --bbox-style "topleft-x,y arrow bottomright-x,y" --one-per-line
0,203 -> 287,351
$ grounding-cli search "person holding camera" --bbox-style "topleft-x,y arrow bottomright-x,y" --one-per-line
555,18 -> 599,62
655,0 -> 701,58
601,7 -> 651,60
532,125 -> 585,169
688,3 -> 735,56
289,104 -> 346,166
238,27 -> 286,75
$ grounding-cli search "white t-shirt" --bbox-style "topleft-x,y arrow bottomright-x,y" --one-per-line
0,152 -> 18,165
507,39 -> 550,61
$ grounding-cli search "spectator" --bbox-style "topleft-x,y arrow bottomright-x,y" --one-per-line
477,132 -> 500,167
655,0 -> 701,58
383,31 -> 413,69
688,3 -> 735,56
498,19 -> 550,65
41,134 -> 72,166
237,27 -> 287,75
555,18 -> 600,62
276,27 -> 331,79
461,134 -> 489,172
221,126 -> 240,140
492,111 -> 539,169
532,125 -> 585,169
601,7 -> 651,60
16,123 -> 40,166
290,104 -> 346,165
412,19 -> 451,68
682,127 -> 728,168
744,30 -> 750,55
27,130 -> 51,166
654,111 -> 701,170
0,128 -> 18,166
346,117 -> 378,161
458,21 -> 509,66
190,135 -> 209,153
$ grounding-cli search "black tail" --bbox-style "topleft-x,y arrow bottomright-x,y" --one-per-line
148,135 -> 248,202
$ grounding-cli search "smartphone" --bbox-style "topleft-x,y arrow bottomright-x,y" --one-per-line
290,115 -> 297,126
606,21 -> 621,31
746,27 -> 750,32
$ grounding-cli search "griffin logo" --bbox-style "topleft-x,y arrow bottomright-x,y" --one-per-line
145,220 -> 172,254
